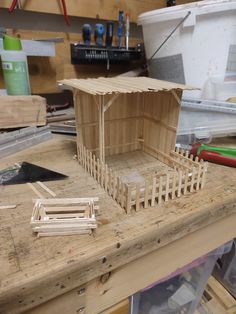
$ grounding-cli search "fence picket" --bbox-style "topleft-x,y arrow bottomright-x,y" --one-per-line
158,176 -> 163,205
126,185 -> 131,214
171,172 -> 176,200
165,173 -> 170,202
151,177 -> 157,207
144,179 -> 149,208
177,171 -> 182,197
190,168 -> 196,192
136,183 -> 140,211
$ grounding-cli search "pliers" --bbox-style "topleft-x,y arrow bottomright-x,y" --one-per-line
8,0 -> 71,26
190,143 -> 236,167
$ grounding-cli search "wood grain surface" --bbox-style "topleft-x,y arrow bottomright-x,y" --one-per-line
0,135 -> 236,313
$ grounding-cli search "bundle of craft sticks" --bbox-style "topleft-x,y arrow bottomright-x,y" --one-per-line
31,197 -> 98,237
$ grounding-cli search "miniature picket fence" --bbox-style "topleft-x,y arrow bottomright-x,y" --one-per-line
77,144 -> 208,213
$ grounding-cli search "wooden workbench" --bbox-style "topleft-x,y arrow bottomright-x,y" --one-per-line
0,135 -> 236,314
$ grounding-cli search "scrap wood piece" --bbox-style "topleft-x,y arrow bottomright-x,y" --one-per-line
31,197 -> 99,237
27,181 -> 56,198
205,276 -> 236,313
0,95 -> 47,129
0,205 -> 17,209
27,182 -> 45,199
36,181 -> 56,197
0,126 -> 52,158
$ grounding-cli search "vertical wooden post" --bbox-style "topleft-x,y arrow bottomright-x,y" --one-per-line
121,182 -> 125,208
89,152 -> 93,176
117,177 -> 121,203
108,169 -> 112,195
101,162 -> 104,188
135,183 -> 140,211
144,179 -> 149,208
190,168 -> 196,192
171,172 -> 176,200
98,95 -> 105,164
165,173 -> 170,202
104,164 -> 108,191
177,171 -> 182,197
97,158 -> 100,183
151,177 -> 156,207
112,173 -> 117,200
196,164 -> 201,191
126,185 -> 131,214
93,154 -> 96,179
201,161 -> 208,188
158,176 -> 163,205
73,90 -> 83,148
184,171 -> 188,195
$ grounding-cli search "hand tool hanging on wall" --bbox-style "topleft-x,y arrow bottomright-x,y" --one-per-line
60,0 -> 70,26
117,10 -> 124,48
82,24 -> 92,46
125,12 -> 130,50
8,0 -> 21,12
94,24 -> 104,46
8,0 -> 71,26
105,21 -> 114,48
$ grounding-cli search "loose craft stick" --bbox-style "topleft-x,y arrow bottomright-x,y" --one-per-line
27,183 -> 45,199
0,205 -> 17,209
36,181 -> 56,197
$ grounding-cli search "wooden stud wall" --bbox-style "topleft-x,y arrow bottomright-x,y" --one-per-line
0,30 -> 140,94
0,0 -> 197,22
75,90 -> 181,159
75,92 -> 143,157
143,90 -> 182,160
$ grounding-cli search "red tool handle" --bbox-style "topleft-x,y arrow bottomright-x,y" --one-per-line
199,150 -> 236,167
61,0 -> 71,26
190,143 -> 201,157
8,0 -> 18,12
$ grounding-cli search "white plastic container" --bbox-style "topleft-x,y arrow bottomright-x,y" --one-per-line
202,75 -> 236,101
138,0 -> 236,98
1,35 -> 31,95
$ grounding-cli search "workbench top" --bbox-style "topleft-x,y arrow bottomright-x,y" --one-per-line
0,136 -> 236,314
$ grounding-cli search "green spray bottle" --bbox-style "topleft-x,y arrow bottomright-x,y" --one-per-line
1,35 -> 31,95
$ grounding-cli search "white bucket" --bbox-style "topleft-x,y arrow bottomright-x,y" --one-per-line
138,0 -> 236,98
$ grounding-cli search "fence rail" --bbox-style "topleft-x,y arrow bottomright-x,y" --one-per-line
77,144 -> 208,213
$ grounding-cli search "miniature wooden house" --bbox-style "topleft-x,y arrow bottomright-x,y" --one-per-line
60,77 -> 207,213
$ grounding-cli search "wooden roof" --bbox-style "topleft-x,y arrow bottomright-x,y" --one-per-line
59,77 -> 194,95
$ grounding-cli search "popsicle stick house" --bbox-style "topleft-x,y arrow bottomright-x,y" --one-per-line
60,77 -> 207,213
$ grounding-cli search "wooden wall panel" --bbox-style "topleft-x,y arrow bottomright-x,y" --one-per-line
0,0 -> 165,23
0,0 -> 196,22
142,91 -> 181,156
75,93 -> 143,157
75,90 -> 181,160
0,29 -> 140,94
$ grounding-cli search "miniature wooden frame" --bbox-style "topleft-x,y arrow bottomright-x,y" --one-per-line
31,198 -> 99,236
59,77 -> 207,213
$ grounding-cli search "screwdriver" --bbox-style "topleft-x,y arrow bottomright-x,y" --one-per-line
105,21 -> 114,48
125,12 -> 130,50
94,23 -> 105,46
117,10 -> 124,48
82,24 -> 92,46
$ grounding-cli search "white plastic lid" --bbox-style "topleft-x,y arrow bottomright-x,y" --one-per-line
137,0 -> 236,25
